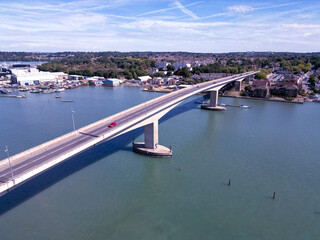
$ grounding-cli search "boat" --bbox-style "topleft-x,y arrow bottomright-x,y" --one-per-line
240,105 -> 252,109
42,90 -> 51,94
19,88 -> 29,92
30,89 -> 41,93
56,88 -> 65,92
62,100 -> 75,102
55,96 -> 61,98
0,89 -> 9,94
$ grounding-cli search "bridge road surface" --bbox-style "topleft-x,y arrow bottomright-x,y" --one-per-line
0,72 -> 258,193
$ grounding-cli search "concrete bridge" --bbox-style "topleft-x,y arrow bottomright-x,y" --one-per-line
0,71 -> 258,196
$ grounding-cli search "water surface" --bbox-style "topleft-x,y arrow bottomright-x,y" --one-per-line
0,86 -> 319,240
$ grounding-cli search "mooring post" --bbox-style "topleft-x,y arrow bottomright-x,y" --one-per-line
273,192 -> 276,199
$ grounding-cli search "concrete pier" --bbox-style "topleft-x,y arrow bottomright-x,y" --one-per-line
133,142 -> 172,157
235,80 -> 242,91
133,120 -> 172,157
201,89 -> 226,111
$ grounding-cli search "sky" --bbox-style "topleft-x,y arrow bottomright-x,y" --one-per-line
0,0 -> 320,53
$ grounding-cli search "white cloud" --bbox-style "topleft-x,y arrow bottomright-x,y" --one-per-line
174,1 -> 199,19
227,5 -> 254,14
282,23 -> 320,29
138,1 -> 202,17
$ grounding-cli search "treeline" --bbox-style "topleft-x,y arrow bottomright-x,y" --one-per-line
173,63 -> 248,78
280,60 -> 312,73
38,57 -> 156,79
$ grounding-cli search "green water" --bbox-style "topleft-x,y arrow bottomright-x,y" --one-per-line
0,86 -> 319,240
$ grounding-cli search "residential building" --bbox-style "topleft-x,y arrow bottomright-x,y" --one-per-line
251,79 -> 271,98
269,81 -> 299,98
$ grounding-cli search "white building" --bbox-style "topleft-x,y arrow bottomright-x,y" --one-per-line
173,62 -> 191,69
11,68 -> 57,85
156,62 -> 169,68
134,76 -> 152,84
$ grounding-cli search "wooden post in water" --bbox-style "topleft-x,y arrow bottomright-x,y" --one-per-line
273,192 -> 276,199
228,179 -> 231,186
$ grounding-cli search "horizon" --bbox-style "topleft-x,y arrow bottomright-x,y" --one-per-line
1,51 -> 320,54
1,0 -> 320,52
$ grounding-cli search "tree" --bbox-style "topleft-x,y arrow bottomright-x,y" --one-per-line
167,64 -> 175,71
175,67 -> 192,78
255,72 -> 267,80
309,74 -> 316,87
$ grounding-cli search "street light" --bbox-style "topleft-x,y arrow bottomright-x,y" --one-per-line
5,145 -> 15,184
71,108 -> 76,132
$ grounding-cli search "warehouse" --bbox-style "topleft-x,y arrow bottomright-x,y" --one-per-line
102,78 -> 122,87
11,68 -> 57,85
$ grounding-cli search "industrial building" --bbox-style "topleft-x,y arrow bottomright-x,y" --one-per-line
102,78 -> 122,87
11,68 -> 62,85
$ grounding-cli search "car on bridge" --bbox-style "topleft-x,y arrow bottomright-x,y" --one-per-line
108,122 -> 117,128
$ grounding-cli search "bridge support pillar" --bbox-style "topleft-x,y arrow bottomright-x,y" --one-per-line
133,120 -> 172,158
235,80 -> 242,91
201,90 -> 226,111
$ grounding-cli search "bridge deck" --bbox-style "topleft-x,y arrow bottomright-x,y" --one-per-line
0,71 -> 258,195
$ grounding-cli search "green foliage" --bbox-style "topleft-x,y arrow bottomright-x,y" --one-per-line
153,72 -> 166,78
244,85 -> 251,91
255,72 -> 267,80
167,64 -> 175,71
309,74 -> 316,87
174,67 -> 192,78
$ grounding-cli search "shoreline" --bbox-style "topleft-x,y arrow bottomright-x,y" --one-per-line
220,95 -> 304,104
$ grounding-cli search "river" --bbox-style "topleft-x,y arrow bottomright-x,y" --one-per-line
0,85 -> 319,240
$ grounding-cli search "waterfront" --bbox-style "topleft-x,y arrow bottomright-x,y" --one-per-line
0,86 -> 319,239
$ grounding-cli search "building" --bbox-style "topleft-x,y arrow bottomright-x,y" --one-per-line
134,76 -> 152,84
156,62 -> 169,68
148,68 -> 159,75
251,79 -> 271,98
68,75 -> 83,80
173,62 -> 191,69
87,76 -> 104,86
102,78 -> 121,87
269,81 -> 299,98
52,72 -> 69,82
11,68 -> 57,85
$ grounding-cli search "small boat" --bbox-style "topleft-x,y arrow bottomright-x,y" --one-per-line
56,88 -> 65,92
240,105 -> 252,109
42,90 -> 51,94
0,90 -> 9,94
30,89 -> 41,93
19,88 -> 29,92
55,96 -> 61,98
62,100 -> 75,102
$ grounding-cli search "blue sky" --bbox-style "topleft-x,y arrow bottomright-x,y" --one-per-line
0,0 -> 320,52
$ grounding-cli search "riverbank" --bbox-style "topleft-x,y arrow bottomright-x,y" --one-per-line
221,94 -> 304,104
222,90 -> 305,104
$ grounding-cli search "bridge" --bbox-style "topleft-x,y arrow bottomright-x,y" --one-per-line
0,71 -> 258,196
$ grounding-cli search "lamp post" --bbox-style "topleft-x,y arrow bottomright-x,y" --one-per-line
5,145 -> 15,184
71,108 -> 76,132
